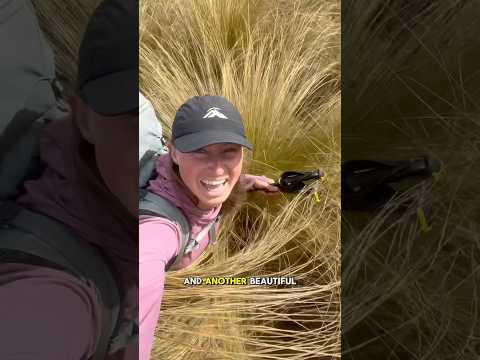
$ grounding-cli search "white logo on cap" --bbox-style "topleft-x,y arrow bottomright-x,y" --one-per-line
203,107 -> 228,119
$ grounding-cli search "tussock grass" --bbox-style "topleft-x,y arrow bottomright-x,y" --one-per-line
33,0 -> 102,96
158,193 -> 340,359
34,0 -> 340,357
141,0 -> 340,359
343,1 -> 480,358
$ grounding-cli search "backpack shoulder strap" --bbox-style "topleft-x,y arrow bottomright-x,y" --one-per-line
0,80 -> 70,200
139,191 -> 191,271
139,150 -> 158,189
208,216 -> 220,245
0,203 -> 120,360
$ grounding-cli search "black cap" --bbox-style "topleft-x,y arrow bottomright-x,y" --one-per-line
172,96 -> 253,153
77,0 -> 138,116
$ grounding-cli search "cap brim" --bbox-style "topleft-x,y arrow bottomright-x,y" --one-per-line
79,68 -> 138,116
174,130 -> 253,152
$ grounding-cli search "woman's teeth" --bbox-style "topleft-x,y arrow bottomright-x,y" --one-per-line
201,179 -> 227,186
201,179 -> 227,190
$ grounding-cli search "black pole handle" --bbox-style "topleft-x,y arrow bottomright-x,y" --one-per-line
273,169 -> 325,193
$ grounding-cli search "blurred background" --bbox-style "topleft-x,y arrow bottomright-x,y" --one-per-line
342,1 -> 480,359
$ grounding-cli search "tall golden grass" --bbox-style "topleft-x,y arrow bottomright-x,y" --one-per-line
35,0 -> 341,357
33,0 -> 102,96
342,1 -> 480,358
141,0 -> 340,359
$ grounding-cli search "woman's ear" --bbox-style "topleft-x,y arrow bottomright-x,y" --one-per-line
70,95 -> 96,144
169,143 -> 179,165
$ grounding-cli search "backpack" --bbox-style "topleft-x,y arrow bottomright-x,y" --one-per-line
0,3 -> 130,357
0,93 -> 129,360
139,92 -> 168,161
138,102 -> 220,271
139,183 -> 220,271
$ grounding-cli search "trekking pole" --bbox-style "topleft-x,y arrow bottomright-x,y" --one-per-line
272,169 -> 325,193
342,155 -> 442,211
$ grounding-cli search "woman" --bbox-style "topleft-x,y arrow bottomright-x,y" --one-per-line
139,95 -> 279,360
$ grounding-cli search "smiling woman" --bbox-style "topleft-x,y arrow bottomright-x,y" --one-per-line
170,143 -> 244,210
139,95 -> 279,360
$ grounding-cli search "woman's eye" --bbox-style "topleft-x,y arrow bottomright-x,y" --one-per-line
223,151 -> 238,159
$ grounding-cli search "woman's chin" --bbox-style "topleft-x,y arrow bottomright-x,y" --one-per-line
197,192 -> 230,210
198,198 -> 224,210
195,184 -> 231,208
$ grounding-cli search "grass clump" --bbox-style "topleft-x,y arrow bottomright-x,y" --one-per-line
342,1 -> 480,358
141,0 -> 340,359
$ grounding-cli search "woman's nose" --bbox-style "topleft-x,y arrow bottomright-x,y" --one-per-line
209,158 -> 226,175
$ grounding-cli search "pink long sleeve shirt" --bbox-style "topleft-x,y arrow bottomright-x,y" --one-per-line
139,153 -> 221,360
1,118 -> 138,359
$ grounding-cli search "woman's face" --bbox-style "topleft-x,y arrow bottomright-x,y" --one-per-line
73,97 -> 138,217
91,113 -> 138,217
170,143 -> 244,210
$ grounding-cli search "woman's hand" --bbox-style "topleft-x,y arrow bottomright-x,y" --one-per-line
240,174 -> 280,193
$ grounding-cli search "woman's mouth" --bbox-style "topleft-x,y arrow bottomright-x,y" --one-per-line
200,179 -> 228,195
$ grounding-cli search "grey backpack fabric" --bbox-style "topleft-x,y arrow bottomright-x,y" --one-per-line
0,0 -> 56,133
139,92 -> 168,161
0,0 -> 61,199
